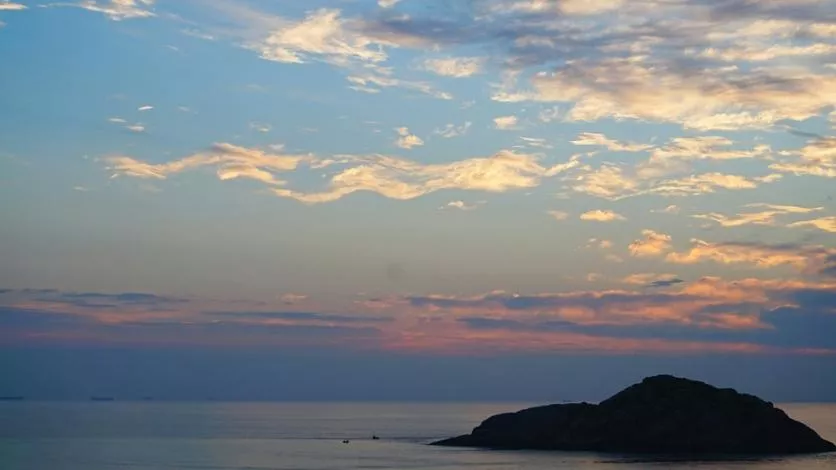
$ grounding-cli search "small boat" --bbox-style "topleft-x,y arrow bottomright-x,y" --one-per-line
372,435 -> 379,440
342,439 -> 350,444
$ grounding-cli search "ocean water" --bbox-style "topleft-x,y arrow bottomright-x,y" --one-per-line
1,402 -> 834,470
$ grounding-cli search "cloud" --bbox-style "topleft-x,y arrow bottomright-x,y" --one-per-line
640,136 -> 771,178
422,57 -> 485,78
629,230 -> 672,257
280,293 -> 308,305
434,122 -> 471,138
495,56 -> 836,129
271,150 -> 580,203
106,143 -> 312,186
788,216 -> 836,233
252,8 -> 389,66
125,124 -> 145,133
571,132 -> 651,152
538,106 -> 561,122
770,136 -> 836,179
0,2 -> 26,11
622,273 -> 684,288
137,105 -> 153,111
108,143 -> 580,203
518,136 -> 552,149
666,240 -> 836,276
403,276 -> 836,353
493,115 -> 519,130
378,0 -> 400,8
75,0 -> 155,20
394,127 -> 424,149
443,200 -> 479,211
580,210 -> 626,222
547,210 -> 569,221
250,122 -> 272,133
693,203 -> 822,228
346,72 -> 452,99
6,280 -> 836,353
587,238 -> 613,250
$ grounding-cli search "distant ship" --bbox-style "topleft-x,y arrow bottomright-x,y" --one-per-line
90,396 -> 115,401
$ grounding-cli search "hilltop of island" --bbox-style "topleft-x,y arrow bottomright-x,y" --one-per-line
432,375 -> 836,455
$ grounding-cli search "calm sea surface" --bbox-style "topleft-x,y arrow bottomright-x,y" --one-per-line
1,402 -> 834,470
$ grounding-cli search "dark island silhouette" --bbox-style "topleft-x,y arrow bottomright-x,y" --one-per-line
432,375 -> 836,455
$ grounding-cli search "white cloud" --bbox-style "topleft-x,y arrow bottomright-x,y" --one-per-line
629,230 -> 672,257
253,9 -> 389,66
571,132 -> 651,152
137,105 -> 153,111
76,0 -> 155,20
346,72 -> 452,100
494,115 -> 519,130
394,127 -> 424,149
693,204 -> 822,228
378,0 -> 401,8
666,240 -> 836,274
494,56 -> 836,130
587,238 -> 613,249
108,117 -> 127,124
422,57 -> 485,78
0,2 -> 26,11
270,151 -> 580,204
770,136 -> 836,179
434,122 -> 471,138
443,200 -> 480,211
572,164 -> 769,200
519,136 -> 552,149
105,143 -> 579,204
788,216 -> 836,233
250,122 -> 272,133
580,210 -> 626,222
106,143 -> 312,186
125,124 -> 145,133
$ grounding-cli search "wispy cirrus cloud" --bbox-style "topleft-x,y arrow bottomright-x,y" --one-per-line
71,0 -> 156,20
421,57 -> 485,78
666,240 -> 836,276
571,132 -> 651,153
788,216 -> 836,233
434,122 -> 471,138
0,2 -> 26,11
106,143 -> 581,204
692,204 -> 823,228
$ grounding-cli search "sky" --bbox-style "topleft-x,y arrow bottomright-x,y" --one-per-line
1,0 -> 836,401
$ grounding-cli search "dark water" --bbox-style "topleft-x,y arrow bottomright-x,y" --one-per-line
1,402 -> 834,469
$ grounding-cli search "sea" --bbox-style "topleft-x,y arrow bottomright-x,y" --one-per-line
1,402 -> 834,470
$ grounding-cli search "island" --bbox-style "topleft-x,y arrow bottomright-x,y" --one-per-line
432,375 -> 836,455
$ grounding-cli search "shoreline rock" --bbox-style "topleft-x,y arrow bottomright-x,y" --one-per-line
431,375 -> 836,455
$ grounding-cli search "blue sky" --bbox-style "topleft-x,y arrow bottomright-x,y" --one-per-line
1,0 -> 836,399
